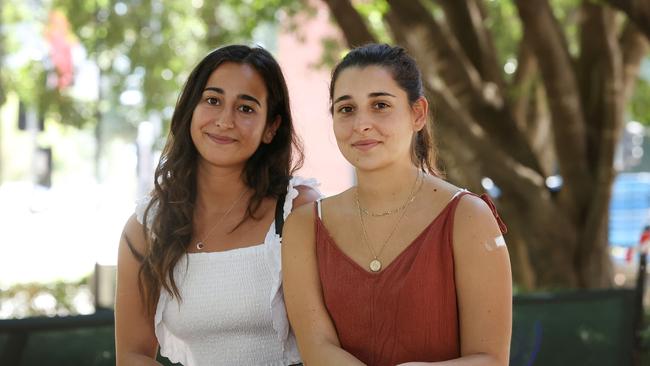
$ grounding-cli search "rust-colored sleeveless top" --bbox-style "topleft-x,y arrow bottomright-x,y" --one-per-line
315,191 -> 506,365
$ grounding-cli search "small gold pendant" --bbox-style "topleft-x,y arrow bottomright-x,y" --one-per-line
369,259 -> 382,272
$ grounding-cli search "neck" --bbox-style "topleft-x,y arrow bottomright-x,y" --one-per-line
355,164 -> 421,210
195,161 -> 249,214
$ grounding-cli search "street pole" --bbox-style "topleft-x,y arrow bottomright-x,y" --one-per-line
633,226 -> 649,364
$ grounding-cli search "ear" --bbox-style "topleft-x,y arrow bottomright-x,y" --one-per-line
262,116 -> 281,144
411,96 -> 428,132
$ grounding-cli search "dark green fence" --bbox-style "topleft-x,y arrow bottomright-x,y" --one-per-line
511,289 -> 636,366
0,310 -> 115,366
0,289 -> 642,365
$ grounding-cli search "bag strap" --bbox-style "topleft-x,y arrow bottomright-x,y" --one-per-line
274,191 -> 287,237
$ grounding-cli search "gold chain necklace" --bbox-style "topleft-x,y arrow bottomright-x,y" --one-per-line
359,171 -> 422,217
355,172 -> 423,272
194,188 -> 248,250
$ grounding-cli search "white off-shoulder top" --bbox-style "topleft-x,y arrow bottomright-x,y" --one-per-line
135,177 -> 319,366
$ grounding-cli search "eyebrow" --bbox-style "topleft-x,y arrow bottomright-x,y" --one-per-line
332,91 -> 397,106
203,87 -> 261,107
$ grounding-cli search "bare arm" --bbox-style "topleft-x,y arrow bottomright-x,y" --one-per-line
115,214 -> 161,366
399,195 -> 512,366
282,204 -> 365,365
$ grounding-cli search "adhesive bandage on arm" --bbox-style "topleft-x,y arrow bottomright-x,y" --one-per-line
483,235 -> 507,252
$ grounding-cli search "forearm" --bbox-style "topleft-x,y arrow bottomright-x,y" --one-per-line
116,352 -> 162,366
400,354 -> 506,366
299,341 -> 366,366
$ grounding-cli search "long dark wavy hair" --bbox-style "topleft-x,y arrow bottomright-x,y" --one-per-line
129,45 -> 303,314
329,43 -> 442,176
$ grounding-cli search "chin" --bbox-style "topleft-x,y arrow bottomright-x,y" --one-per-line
348,157 -> 390,172
199,155 -> 246,168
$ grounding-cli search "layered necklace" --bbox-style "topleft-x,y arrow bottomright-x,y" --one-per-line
194,188 -> 248,251
355,171 -> 423,272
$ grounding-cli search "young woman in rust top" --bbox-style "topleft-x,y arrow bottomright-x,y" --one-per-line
282,44 -> 512,366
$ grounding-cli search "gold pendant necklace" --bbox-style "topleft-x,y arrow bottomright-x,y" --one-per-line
195,188 -> 248,250
356,171 -> 423,272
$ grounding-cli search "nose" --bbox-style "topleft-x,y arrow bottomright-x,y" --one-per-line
214,108 -> 234,129
352,113 -> 372,133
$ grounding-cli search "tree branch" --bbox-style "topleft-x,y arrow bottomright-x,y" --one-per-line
521,84 -> 556,178
604,0 -> 650,40
385,0 -> 485,106
428,85 -> 545,200
437,0 -> 505,89
385,0 -> 543,174
510,33 -> 537,132
515,0 -> 590,222
320,0 -> 376,47
578,3 -> 619,172
620,21 -> 649,102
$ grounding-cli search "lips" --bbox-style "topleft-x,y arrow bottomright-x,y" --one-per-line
206,132 -> 237,144
352,139 -> 381,151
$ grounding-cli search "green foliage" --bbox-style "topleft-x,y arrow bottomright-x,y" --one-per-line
0,276 -> 92,318
550,0 -> 582,56
630,76 -> 650,125
2,0 -> 302,139
353,0 -> 391,44
315,36 -> 346,70
483,0 -> 523,76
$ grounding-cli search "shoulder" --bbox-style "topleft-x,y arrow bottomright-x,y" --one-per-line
134,194 -> 157,229
120,213 -> 148,261
292,185 -> 321,209
455,193 -> 502,236
427,175 -> 500,230
319,187 -> 353,212
452,192 -> 508,258
285,176 -> 322,211
285,199 -> 317,232
283,195 -> 318,248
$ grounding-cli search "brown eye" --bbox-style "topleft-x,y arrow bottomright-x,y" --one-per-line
338,106 -> 354,114
238,105 -> 255,113
373,102 -> 389,109
206,97 -> 219,106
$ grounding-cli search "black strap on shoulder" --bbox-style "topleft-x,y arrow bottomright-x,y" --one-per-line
123,233 -> 144,262
275,191 -> 287,237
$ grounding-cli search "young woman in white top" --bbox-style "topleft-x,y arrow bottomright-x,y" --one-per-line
115,45 -> 319,366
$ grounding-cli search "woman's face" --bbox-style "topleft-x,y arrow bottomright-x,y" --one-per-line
331,65 -> 425,172
190,62 -> 279,169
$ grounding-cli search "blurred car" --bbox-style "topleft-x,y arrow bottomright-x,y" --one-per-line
609,172 -> 650,299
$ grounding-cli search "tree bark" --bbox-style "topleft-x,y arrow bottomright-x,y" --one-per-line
321,0 -> 376,47
438,0 -> 505,90
604,0 -> 650,40
385,1 -> 543,174
620,22 -> 650,102
511,34 -> 536,133
515,0 -> 591,226
575,4 -> 623,287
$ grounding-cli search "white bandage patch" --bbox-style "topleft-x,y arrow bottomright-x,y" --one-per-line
483,235 -> 506,252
